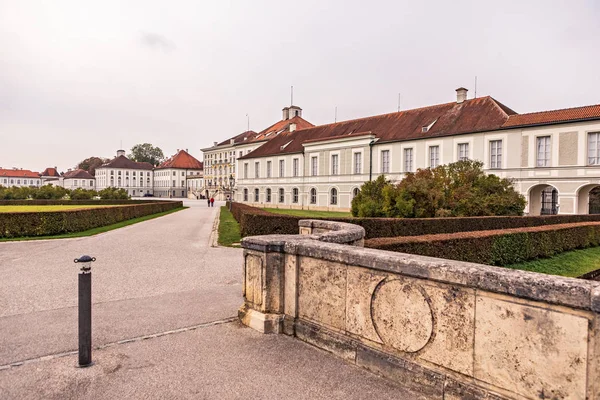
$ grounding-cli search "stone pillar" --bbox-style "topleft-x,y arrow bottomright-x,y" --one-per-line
238,243 -> 286,334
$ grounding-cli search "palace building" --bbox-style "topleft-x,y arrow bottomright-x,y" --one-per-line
235,88 -> 600,215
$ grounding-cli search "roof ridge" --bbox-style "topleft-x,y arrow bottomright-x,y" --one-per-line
508,102 -> 600,117
293,98 -> 491,132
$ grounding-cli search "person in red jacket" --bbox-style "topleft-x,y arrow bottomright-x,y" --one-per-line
210,197 -> 214,207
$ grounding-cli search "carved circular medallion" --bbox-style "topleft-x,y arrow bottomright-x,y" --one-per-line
371,279 -> 433,353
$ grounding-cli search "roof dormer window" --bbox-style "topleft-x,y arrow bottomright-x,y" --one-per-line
422,119 -> 437,133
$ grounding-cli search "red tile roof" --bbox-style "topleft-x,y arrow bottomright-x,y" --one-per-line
0,169 -> 40,178
214,116 -> 314,148
156,150 -> 203,170
63,169 -> 95,179
241,97 -> 512,159
100,155 -> 154,170
41,167 -> 60,177
503,104 -> 600,128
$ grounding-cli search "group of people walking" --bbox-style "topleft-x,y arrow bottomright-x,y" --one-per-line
207,197 -> 215,207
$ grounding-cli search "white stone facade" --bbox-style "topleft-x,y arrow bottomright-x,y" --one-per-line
235,100 -> 600,215
95,167 -> 153,196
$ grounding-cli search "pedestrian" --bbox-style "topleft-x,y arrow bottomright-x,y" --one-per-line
207,198 -> 211,207
210,197 -> 214,207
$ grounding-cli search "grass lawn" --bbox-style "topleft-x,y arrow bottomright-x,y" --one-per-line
0,207 -> 186,242
218,206 -> 242,247
0,205 -> 120,213
263,207 -> 352,218
505,246 -> 600,278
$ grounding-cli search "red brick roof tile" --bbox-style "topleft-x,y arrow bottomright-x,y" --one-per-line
41,167 -> 60,177
0,169 -> 40,178
156,150 -> 203,170
63,169 -> 95,179
214,116 -> 314,148
503,104 -> 600,128
241,97 -> 512,159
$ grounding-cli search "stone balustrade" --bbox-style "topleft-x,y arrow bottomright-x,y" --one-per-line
239,219 -> 600,399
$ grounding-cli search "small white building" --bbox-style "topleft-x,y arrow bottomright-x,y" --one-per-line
62,169 -> 95,190
154,149 -> 203,198
0,168 -> 41,187
95,150 -> 154,196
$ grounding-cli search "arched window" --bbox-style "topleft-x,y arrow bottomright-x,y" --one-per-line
330,188 -> 338,205
292,188 -> 299,203
266,188 -> 272,203
353,187 -> 360,198
243,188 -> 248,201
278,188 -> 285,203
310,188 -> 317,204
254,188 -> 259,202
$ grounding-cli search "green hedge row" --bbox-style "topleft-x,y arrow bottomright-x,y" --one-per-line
0,201 -> 183,238
229,202 -> 600,239
365,222 -> 600,266
0,200 -> 160,206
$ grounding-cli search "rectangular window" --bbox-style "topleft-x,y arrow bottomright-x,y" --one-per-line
458,143 -> 469,161
279,160 -> 285,177
293,158 -> 299,177
589,132 -> 600,165
381,150 -> 390,173
331,154 -> 339,175
311,156 -> 318,176
536,136 -> 551,167
404,148 -> 414,172
266,188 -> 271,202
292,188 -> 299,203
490,140 -> 503,169
244,163 -> 248,179
278,188 -> 284,203
255,162 -> 260,178
429,146 -> 440,168
254,188 -> 259,202
354,153 -> 362,174
267,161 -> 272,178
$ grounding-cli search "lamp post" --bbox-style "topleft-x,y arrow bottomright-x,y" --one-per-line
74,255 -> 96,367
228,174 -> 235,211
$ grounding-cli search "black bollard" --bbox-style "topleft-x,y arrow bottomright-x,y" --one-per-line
75,255 -> 95,367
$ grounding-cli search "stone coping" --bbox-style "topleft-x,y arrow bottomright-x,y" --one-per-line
241,227 -> 600,313
298,219 -> 366,244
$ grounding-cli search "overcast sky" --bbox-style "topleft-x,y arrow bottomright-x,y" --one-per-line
1,0 -> 599,172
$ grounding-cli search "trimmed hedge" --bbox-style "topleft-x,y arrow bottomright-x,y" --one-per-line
0,200 -> 161,206
365,222 -> 600,266
229,202 -> 600,239
0,201 -> 182,238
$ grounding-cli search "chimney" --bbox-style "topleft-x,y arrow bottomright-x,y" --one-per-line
456,87 -> 468,104
186,148 -> 188,153
213,141 -> 218,147
282,107 -> 290,120
290,123 -> 297,132
117,149 -> 125,157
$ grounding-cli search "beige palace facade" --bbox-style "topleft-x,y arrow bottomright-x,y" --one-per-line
235,88 -> 600,215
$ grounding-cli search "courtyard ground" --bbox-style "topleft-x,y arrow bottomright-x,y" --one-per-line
0,199 -> 412,399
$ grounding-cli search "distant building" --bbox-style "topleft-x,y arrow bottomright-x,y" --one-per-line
40,167 -> 61,185
0,168 -> 41,188
95,150 -> 154,196
62,169 -> 95,190
201,105 -> 313,200
154,149 -> 203,198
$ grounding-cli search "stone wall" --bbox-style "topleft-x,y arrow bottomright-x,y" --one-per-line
239,220 -> 600,400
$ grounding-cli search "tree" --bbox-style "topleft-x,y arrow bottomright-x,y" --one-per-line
98,187 -> 130,200
351,160 -> 526,218
128,143 -> 164,166
77,157 -> 108,176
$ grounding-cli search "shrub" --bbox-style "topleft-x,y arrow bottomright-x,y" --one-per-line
0,201 -> 182,238
98,187 -> 130,200
351,160 -> 526,218
365,222 -> 600,266
229,202 -> 600,239
70,188 -> 97,200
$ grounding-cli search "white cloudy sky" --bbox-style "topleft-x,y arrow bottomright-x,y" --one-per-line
1,0 -> 599,172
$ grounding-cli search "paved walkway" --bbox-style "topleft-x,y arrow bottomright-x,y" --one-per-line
0,200 -> 411,399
